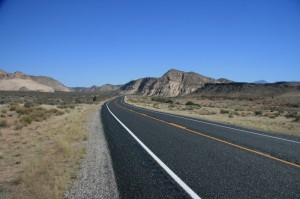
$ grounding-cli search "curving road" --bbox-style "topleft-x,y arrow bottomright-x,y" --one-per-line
101,96 -> 300,199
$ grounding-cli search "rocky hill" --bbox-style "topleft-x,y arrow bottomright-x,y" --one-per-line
0,70 -> 70,92
191,82 -> 300,99
120,69 -> 223,97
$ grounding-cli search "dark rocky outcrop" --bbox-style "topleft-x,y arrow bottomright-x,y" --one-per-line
190,82 -> 300,99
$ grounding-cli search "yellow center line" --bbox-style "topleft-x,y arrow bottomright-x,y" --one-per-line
114,100 -> 300,169
169,123 -> 187,129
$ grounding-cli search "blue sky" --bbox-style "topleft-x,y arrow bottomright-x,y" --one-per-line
0,0 -> 299,87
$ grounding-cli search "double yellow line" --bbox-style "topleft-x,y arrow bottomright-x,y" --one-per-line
115,100 -> 300,169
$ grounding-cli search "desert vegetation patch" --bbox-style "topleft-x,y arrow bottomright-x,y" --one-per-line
0,91 -> 112,199
126,95 -> 300,137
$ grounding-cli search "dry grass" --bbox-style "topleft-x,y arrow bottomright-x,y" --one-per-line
125,95 -> 300,137
0,103 -> 101,199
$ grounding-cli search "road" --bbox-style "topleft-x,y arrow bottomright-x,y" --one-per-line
101,96 -> 300,199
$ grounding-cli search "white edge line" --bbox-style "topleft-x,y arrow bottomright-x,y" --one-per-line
106,100 -> 201,199
121,97 -> 300,144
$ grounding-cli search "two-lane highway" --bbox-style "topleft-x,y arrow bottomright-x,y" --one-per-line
102,96 -> 300,198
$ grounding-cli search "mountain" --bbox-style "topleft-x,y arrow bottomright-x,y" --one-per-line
254,80 -> 268,84
0,70 -> 70,92
191,82 -> 300,98
218,78 -> 234,83
69,87 -> 90,92
90,84 -> 121,93
0,78 -> 55,92
120,69 -> 223,97
30,76 -> 70,92
70,84 -> 121,93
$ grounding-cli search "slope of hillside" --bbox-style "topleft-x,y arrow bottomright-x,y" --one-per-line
0,70 -> 69,92
30,76 -> 70,92
70,84 -> 121,93
0,79 -> 55,92
69,87 -> 91,92
254,80 -> 268,84
121,78 -> 157,95
121,69 -> 221,97
191,82 -> 300,98
218,78 -> 234,83
90,84 -> 121,93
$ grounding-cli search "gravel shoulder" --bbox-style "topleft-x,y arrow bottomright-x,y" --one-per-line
65,104 -> 119,199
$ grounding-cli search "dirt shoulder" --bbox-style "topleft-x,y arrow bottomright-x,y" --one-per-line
125,95 -> 300,137
65,103 -> 119,199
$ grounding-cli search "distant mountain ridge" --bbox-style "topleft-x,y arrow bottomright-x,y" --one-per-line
254,80 -> 268,84
218,78 -> 234,83
70,84 -> 121,93
0,70 -> 70,92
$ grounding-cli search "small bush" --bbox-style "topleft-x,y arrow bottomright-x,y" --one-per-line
220,109 -> 229,114
24,101 -> 34,108
168,104 -> 175,108
14,124 -> 24,130
185,101 -> 201,107
151,97 -> 173,104
186,106 -> 194,110
0,120 -> 8,127
165,99 -> 173,104
186,101 -> 195,105
233,111 -> 240,115
1,109 -> 7,114
51,109 -> 64,116
255,110 -> 263,116
93,96 -> 97,101
292,116 -> 300,122
30,111 -> 48,122
57,105 -> 65,109
21,116 -> 32,125
228,114 -> 233,118
153,103 -> 159,109
57,105 -> 75,109
16,107 -> 31,115
9,106 -> 17,111
285,111 -> 298,119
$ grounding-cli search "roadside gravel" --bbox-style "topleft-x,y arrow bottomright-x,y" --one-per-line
65,104 -> 119,199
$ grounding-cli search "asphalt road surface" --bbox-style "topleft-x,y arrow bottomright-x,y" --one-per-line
101,96 -> 300,199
